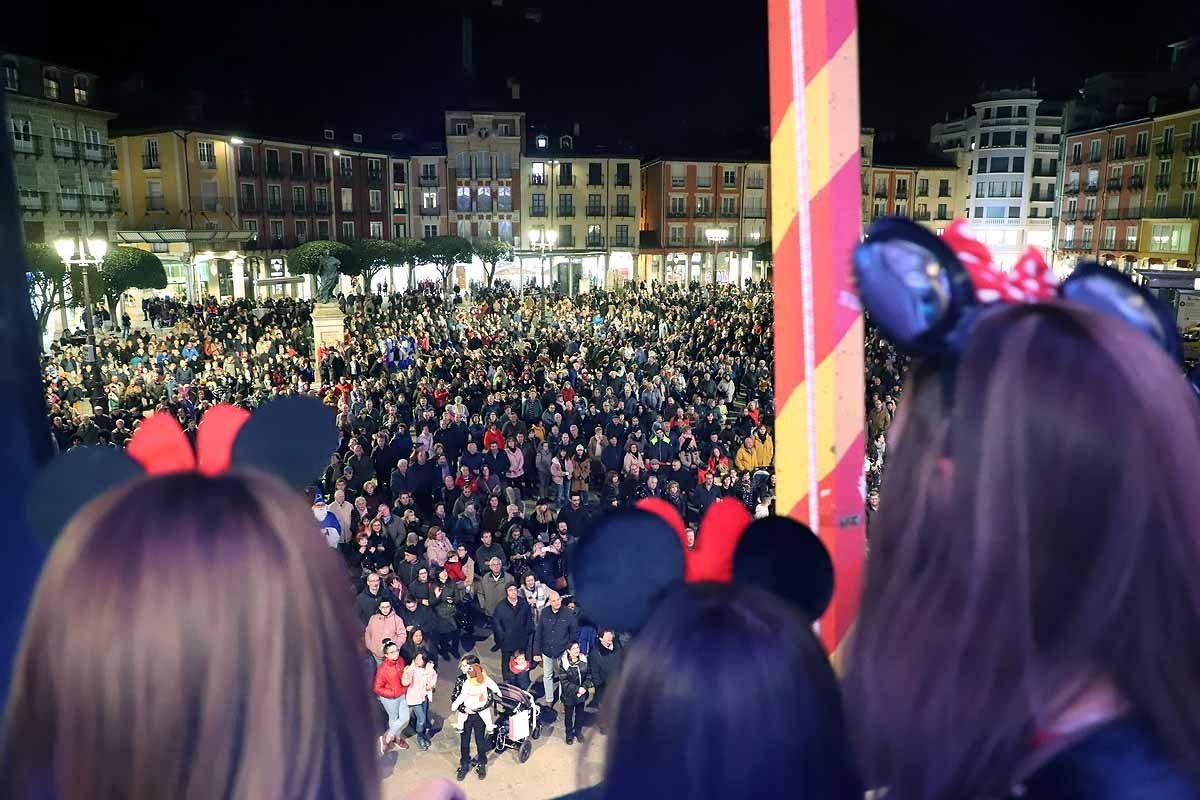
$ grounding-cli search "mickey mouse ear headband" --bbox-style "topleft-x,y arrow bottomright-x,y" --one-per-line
28,396 -> 339,545
854,217 -> 1183,366
572,497 -> 834,633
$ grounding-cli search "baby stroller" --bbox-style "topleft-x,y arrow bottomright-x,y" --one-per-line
489,682 -> 541,763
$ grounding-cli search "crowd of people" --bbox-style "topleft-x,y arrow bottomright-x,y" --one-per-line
39,279 -> 777,782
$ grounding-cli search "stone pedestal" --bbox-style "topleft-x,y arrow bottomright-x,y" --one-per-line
310,303 -> 346,382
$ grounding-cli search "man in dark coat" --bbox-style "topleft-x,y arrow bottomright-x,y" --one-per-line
532,591 -> 578,707
492,585 -> 534,682
355,571 -> 395,626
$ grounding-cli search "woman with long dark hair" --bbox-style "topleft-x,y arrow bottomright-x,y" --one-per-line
558,583 -> 860,800
843,304 -> 1200,799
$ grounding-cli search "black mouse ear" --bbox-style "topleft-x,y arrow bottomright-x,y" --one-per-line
572,508 -> 685,633
27,446 -> 144,546
231,396 -> 339,488
733,515 -> 834,621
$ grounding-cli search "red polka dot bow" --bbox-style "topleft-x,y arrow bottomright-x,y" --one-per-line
942,220 -> 1058,304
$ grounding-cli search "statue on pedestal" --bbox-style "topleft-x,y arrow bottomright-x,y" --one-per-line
315,257 -> 340,304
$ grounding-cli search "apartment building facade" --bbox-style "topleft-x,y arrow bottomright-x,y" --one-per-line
639,157 -> 770,284
4,52 -> 116,246
1056,110 -> 1200,273
931,88 -> 1063,268
446,110 -> 523,246
519,130 -> 640,290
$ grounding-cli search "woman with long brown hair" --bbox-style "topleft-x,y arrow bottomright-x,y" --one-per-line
843,303 -> 1200,800
1,470 -> 379,800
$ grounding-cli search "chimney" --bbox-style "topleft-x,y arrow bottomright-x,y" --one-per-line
573,122 -> 581,137
1148,96 -> 1158,114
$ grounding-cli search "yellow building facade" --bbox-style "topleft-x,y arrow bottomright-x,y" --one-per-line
110,128 -> 252,301
521,132 -> 641,289
1138,108 -> 1200,268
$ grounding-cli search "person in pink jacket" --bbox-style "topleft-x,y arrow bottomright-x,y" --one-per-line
364,598 -> 407,665
424,526 -> 452,569
402,651 -> 438,750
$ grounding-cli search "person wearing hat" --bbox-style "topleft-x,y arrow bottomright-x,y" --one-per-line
395,543 -> 428,587
311,489 -> 341,549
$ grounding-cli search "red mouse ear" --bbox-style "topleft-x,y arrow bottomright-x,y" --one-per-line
686,498 -> 752,583
127,412 -> 196,475
196,405 -> 251,475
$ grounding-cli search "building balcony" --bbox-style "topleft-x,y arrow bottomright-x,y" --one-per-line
938,189 -> 953,197
1133,146 -> 1149,157
586,177 -> 603,186
240,197 -> 258,212
694,208 -> 715,218
558,235 -> 576,247
418,174 -> 439,187
916,188 -> 929,197
84,193 -> 112,212
1185,138 -> 1200,155
557,176 -> 575,187
142,154 -> 162,170
393,206 -> 408,215
1109,148 -> 1127,160
314,201 -> 331,215
1129,175 -> 1145,189
613,205 -> 635,217
1032,169 -> 1056,177
237,161 -> 257,177
314,168 -> 331,181
51,138 -> 80,160
1105,178 -> 1123,191
1064,184 -> 1080,195
586,204 -> 605,216
1082,211 -> 1097,221
1064,212 -> 1078,222
1145,206 -> 1196,219
497,203 -> 513,213
1070,155 -> 1084,166
874,189 -> 888,198
615,176 -> 632,186
612,236 -> 634,247
1182,174 -> 1199,189
145,195 -> 166,211
744,208 -> 767,218
1084,183 -> 1099,194
475,202 -> 493,213
367,171 -> 386,185
369,206 -> 386,216
57,192 -> 83,212
667,209 -> 688,218
18,190 -> 48,211
392,167 -> 407,184
1157,141 -> 1175,157
746,179 -> 765,189
913,211 -> 931,221
558,206 -> 576,217
1088,153 -> 1103,163
1102,209 -> 1122,220
270,237 -> 287,250
529,175 -> 547,186
1154,175 -> 1171,189
935,213 -> 953,221
670,179 -> 687,188
292,202 -> 308,214
289,166 -> 308,181
82,143 -> 108,163
529,207 -> 547,218
475,167 -> 493,179
586,236 -> 604,248
12,135 -> 41,156
338,168 -> 354,179
895,190 -> 908,200
719,208 -> 739,218
266,201 -> 283,214
263,164 -> 283,179
420,206 -> 441,216
696,181 -> 713,190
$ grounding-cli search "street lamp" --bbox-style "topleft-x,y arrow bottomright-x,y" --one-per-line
55,236 -> 108,414
530,228 -> 558,328
705,227 -> 729,286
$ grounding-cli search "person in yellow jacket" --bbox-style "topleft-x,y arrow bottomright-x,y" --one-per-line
752,426 -> 774,469
734,438 -> 758,472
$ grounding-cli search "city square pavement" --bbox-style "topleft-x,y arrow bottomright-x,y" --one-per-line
380,631 -> 607,799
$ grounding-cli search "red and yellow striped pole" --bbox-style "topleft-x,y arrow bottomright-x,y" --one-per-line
768,0 -> 865,652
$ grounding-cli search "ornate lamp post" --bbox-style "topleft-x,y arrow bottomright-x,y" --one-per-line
55,236 -> 108,414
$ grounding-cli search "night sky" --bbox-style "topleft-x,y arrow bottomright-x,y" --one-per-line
6,0 -> 1199,152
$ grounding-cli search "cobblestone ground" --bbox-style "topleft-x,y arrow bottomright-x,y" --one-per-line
379,632 -> 607,800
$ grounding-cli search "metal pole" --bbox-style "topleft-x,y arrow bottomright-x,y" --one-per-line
78,242 -> 102,412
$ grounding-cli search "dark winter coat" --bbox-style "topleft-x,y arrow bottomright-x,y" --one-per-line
492,596 -> 535,652
534,605 -> 578,660
589,639 -> 625,688
554,653 -> 593,707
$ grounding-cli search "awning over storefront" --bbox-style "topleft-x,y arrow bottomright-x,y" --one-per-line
113,229 -> 255,245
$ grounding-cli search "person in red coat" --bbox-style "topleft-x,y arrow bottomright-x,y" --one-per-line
373,639 -> 411,752
482,424 -> 505,452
